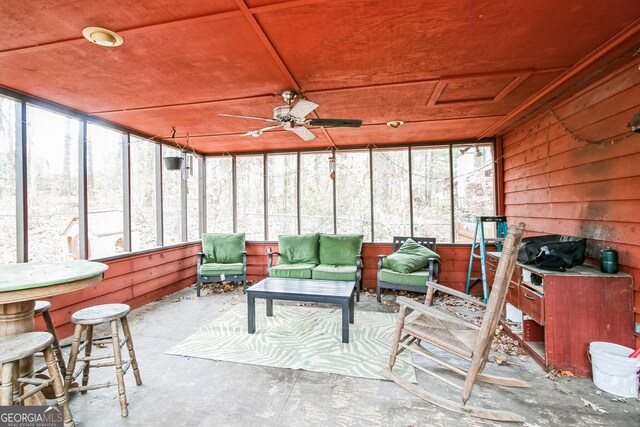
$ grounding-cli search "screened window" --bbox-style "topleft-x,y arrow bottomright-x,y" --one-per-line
453,144 -> 496,242
0,96 -> 18,263
162,146 -> 183,245
26,105 -> 80,261
300,152 -> 333,234
267,153 -> 297,239
186,155 -> 200,241
336,151 -> 371,240
411,147 -> 452,242
372,149 -> 410,242
130,136 -> 158,251
205,156 -> 233,233
236,155 -> 264,240
86,124 -> 125,258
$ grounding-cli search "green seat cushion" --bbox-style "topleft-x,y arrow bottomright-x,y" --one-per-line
202,233 -> 245,263
383,238 -> 439,273
199,263 -> 244,276
269,263 -> 316,279
318,234 -> 363,266
312,264 -> 357,281
278,234 -> 320,264
379,268 -> 431,287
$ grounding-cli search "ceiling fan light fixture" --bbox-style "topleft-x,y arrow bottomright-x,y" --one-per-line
386,120 -> 404,128
82,27 -> 124,47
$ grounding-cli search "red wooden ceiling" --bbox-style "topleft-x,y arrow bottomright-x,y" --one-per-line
0,0 -> 639,154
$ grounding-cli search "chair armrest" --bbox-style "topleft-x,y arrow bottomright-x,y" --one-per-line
396,296 -> 480,330
197,252 -> 205,268
242,251 -> 247,270
267,250 -> 280,275
356,254 -> 363,268
425,281 -> 486,307
428,258 -> 440,282
377,254 -> 386,271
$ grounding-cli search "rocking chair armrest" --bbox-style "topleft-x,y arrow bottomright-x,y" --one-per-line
425,281 -> 487,308
396,296 -> 481,331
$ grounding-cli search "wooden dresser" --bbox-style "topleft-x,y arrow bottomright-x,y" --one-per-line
487,252 -> 634,377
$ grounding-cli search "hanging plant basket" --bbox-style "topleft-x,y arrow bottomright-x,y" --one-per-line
163,156 -> 183,170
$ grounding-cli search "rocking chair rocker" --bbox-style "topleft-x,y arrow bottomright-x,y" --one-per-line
383,222 -> 528,422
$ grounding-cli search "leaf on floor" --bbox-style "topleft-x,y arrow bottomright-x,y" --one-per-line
580,397 -> 609,414
611,397 -> 627,403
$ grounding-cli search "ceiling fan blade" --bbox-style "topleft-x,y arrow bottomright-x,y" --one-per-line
306,118 -> 362,128
289,126 -> 317,141
289,99 -> 319,118
240,124 -> 283,137
219,113 -> 278,123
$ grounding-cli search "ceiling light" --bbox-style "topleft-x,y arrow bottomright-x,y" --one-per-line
82,27 -> 124,47
386,120 -> 404,128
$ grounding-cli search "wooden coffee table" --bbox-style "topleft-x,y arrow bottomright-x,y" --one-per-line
246,278 -> 356,343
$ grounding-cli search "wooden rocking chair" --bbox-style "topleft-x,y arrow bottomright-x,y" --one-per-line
383,222 -> 528,423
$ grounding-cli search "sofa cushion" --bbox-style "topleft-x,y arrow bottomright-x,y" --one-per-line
200,263 -> 244,276
202,233 -> 245,263
318,234 -> 363,266
383,238 -> 439,273
270,263 -> 315,279
379,268 -> 431,287
312,264 -> 357,281
278,234 -> 320,264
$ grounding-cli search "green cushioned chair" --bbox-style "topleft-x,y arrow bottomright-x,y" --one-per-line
376,236 -> 440,303
197,233 -> 247,296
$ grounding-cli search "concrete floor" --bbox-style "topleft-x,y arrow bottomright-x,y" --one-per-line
55,284 -> 640,427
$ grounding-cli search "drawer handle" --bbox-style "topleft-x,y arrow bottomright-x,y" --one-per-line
523,294 -> 535,300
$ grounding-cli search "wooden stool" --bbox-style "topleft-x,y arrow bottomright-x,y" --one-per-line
0,332 -> 74,427
64,304 -> 141,417
34,300 -> 66,377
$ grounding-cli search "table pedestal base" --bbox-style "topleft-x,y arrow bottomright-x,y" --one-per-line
0,300 -> 36,377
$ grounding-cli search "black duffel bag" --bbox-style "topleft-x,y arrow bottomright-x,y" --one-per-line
517,234 -> 587,266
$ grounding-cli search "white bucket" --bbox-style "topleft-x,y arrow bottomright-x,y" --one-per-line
589,342 -> 640,398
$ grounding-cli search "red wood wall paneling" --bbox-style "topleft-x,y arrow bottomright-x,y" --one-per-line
35,244 -> 200,339
502,61 -> 640,347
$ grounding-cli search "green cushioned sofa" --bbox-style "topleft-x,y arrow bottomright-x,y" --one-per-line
376,236 -> 440,303
197,233 -> 247,296
267,233 -> 364,301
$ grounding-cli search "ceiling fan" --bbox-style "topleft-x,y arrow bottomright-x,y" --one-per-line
219,90 -> 362,141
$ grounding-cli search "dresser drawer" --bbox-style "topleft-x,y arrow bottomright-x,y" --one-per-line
520,286 -> 544,325
507,282 -> 520,308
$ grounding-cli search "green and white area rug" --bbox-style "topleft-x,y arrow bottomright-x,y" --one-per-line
167,303 -> 416,382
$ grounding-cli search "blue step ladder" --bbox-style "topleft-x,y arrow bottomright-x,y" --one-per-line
465,216 -> 509,303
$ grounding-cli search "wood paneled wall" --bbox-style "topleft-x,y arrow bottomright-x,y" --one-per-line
502,61 -> 640,347
36,243 -> 200,339
35,240 -> 485,340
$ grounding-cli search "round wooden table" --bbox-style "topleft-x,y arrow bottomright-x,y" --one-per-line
0,260 -> 108,377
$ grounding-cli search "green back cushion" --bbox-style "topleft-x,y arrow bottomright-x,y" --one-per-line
278,234 -> 320,264
383,238 -> 439,273
318,234 -> 363,266
202,233 -> 245,263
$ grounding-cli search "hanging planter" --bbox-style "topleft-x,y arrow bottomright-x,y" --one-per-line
163,127 -> 184,170
163,155 -> 183,170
